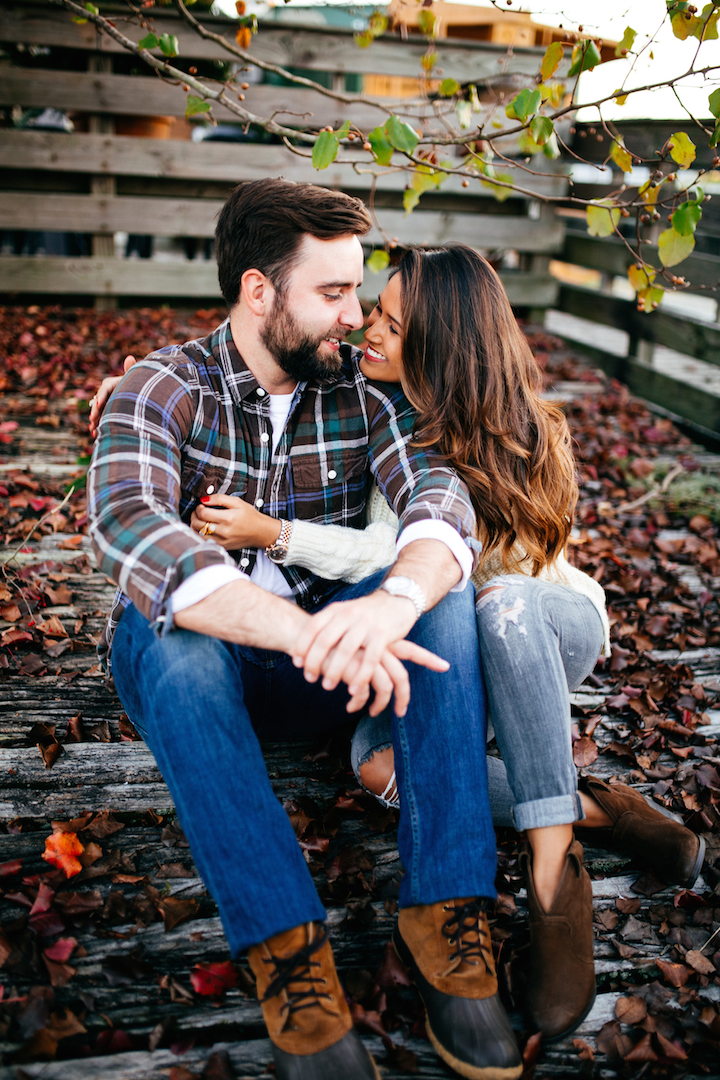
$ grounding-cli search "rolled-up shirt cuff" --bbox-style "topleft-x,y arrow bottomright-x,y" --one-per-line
395,521 -> 474,592
171,564 -> 249,613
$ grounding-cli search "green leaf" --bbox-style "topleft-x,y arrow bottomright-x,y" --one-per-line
138,32 -> 159,50
505,88 -> 542,121
312,130 -> 339,170
586,202 -> 621,237
711,120 -> 720,148
628,264 -> 656,291
385,115 -> 419,155
671,198 -> 703,235
85,2 -> 99,12
159,33 -> 179,57
439,78 -> 461,97
403,188 -> 421,214
610,138 -> 633,173
72,16 -> 88,23
185,95 -> 211,118
542,132 -> 560,160
699,3 -> 719,39
366,249 -> 390,274
658,227 -> 695,266
637,285 -> 664,312
368,125 -> 393,166
529,116 -> 554,146
540,41 -> 564,81
709,87 -> 720,118
568,40 -> 602,77
335,120 -> 351,139
518,128 -> 544,156
456,100 -> 472,130
615,26 -> 637,56
417,10 -> 436,36
668,130 -> 696,167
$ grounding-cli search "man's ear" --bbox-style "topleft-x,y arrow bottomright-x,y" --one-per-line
239,268 -> 274,315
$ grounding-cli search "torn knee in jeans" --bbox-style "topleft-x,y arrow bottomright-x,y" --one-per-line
476,580 -> 527,638
358,747 -> 398,807
479,585 -> 504,599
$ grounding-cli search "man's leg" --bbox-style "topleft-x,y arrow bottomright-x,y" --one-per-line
112,603 -> 338,955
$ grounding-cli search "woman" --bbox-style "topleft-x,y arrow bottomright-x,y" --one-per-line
91,246 -> 704,1040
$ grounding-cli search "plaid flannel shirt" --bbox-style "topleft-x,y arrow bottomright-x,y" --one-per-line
88,318 -> 477,668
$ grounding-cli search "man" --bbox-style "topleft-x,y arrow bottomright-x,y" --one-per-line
88,180 -> 521,1080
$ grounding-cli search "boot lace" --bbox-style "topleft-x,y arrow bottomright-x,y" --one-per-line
261,925 -> 333,1018
441,900 -> 493,974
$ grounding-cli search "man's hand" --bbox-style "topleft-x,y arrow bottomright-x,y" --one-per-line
291,591 -> 449,718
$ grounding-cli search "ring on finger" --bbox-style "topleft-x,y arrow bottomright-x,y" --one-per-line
200,522 -> 216,537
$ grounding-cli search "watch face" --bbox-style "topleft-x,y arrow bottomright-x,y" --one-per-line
266,544 -> 286,564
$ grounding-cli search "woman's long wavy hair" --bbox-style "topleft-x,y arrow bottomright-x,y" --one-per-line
397,245 -> 577,574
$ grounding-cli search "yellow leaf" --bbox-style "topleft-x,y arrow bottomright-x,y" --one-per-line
668,131 -> 696,168
658,227 -> 695,267
611,139 -> 633,173
637,285 -> 664,312
628,264 -> 656,292
613,89 -> 629,106
541,41 -> 564,81
586,202 -> 621,237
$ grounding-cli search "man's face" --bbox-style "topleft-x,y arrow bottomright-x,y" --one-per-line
260,233 -> 364,382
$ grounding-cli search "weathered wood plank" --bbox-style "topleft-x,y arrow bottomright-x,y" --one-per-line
0,191 -> 565,251
0,4 -> 549,80
562,231 -> 720,290
0,257 -> 559,307
558,282 -> 720,369
0,130 -> 568,199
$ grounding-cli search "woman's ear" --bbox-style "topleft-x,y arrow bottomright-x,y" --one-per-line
239,268 -> 274,316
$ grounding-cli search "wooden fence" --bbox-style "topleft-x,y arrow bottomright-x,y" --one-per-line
0,0 -> 566,309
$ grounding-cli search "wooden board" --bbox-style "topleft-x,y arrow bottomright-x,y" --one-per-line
0,256 -> 558,306
562,232 -> 720,290
0,130 -> 569,200
559,283 -> 720,369
0,191 -> 565,251
0,3 -> 548,79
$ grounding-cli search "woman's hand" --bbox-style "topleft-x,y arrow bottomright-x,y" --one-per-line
89,354 -> 137,438
191,494 -> 283,551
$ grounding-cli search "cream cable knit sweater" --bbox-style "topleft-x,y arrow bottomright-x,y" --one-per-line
285,483 -> 611,657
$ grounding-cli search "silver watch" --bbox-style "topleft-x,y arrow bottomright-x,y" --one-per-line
380,575 -> 427,620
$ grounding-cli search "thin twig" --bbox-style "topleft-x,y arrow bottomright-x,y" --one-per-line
616,464 -> 684,513
1,485 -> 77,574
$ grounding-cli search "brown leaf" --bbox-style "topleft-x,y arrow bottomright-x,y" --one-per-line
155,862 -> 191,879
655,1031 -> 688,1060
655,959 -> 691,987
616,897 -> 642,915
573,735 -> 598,767
615,995 -> 647,1024
57,535 -> 84,550
63,713 -> 84,743
42,956 -> 77,987
43,583 -> 73,605
624,1032 -> 659,1062
596,1020 -> 633,1061
684,949 -> 717,975
157,896 -> 200,932
85,810 -> 125,839
11,1028 -> 58,1064
36,615 -> 68,638
573,1038 -> 594,1060
0,603 -> 22,622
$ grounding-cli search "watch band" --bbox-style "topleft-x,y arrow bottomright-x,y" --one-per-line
265,519 -> 293,564
379,575 -> 427,620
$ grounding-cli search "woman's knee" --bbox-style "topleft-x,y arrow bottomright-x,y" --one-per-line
475,577 -> 531,643
357,746 -> 396,799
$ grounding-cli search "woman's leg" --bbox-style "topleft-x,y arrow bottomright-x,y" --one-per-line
475,577 -> 604,908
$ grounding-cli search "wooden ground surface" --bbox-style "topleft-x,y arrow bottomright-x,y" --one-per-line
1,343 -> 720,1079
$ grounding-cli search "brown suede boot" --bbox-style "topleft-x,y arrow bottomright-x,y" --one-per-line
576,775 -> 705,887
248,922 -> 378,1080
519,840 -> 595,1042
394,899 -> 522,1080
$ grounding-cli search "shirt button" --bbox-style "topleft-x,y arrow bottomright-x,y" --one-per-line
255,498 -> 264,508
206,484 -> 215,494
327,469 -> 337,480
256,387 -> 266,397
240,557 -> 250,567
260,432 -> 269,443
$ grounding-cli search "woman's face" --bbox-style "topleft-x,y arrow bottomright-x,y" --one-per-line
359,272 -> 405,384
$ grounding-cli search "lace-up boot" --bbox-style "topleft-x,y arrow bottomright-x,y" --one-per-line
248,922 -> 378,1080
394,899 -> 522,1080
519,839 -> 595,1042
576,774 -> 706,888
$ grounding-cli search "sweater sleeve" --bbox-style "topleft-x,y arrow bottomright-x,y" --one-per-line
283,483 -> 399,583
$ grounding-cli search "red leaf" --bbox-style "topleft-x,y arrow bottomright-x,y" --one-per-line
189,961 -> 238,997
43,937 -> 78,963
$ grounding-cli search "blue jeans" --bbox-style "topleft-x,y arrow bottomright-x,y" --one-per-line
111,570 -> 496,956
352,576 -> 604,834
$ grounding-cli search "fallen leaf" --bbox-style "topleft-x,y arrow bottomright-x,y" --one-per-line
42,831 -> 84,878
190,961 -> 238,997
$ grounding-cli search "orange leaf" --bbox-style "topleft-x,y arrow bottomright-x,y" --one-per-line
236,26 -> 251,49
42,830 -> 85,879
235,0 -> 246,12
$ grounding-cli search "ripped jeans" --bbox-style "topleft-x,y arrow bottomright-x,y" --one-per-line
351,575 -> 605,833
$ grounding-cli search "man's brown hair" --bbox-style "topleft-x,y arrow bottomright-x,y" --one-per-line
215,178 -> 372,308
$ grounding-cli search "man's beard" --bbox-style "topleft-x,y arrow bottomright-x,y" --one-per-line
261,292 -> 345,384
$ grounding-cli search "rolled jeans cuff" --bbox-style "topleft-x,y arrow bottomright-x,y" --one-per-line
513,792 -> 584,832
